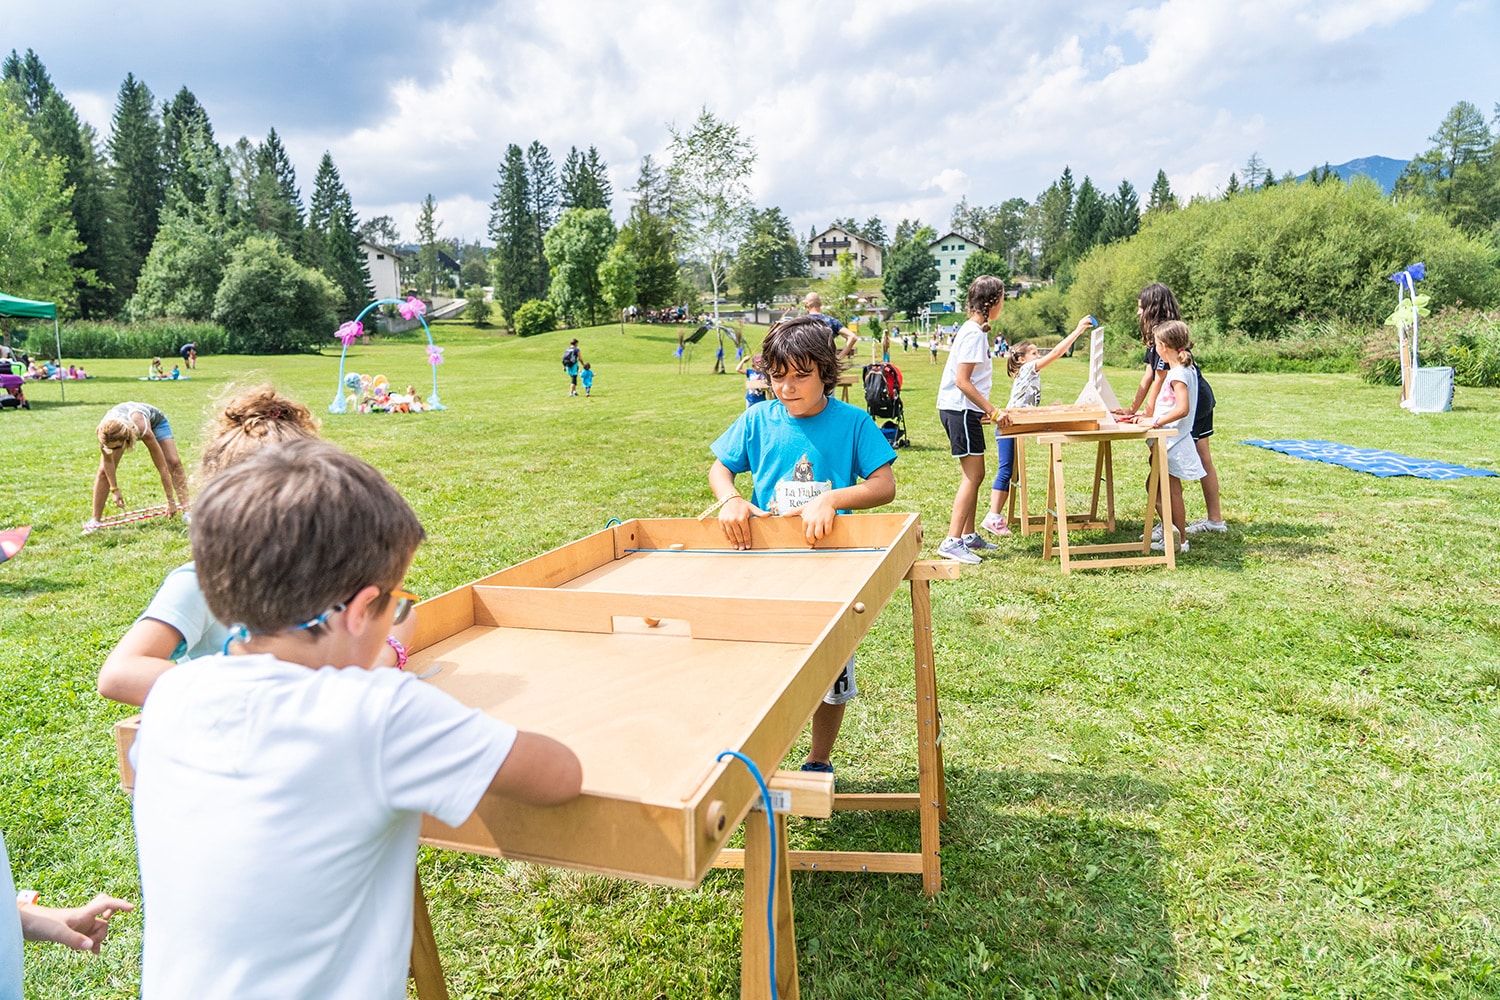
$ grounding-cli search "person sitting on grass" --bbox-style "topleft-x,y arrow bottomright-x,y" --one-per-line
148,357 -> 166,380
130,438 -> 583,1000
97,387 -> 397,706
89,402 -> 190,532
707,316 -> 897,775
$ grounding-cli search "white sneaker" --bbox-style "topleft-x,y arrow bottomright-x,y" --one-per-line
1140,523 -> 1165,543
82,519 -> 103,534
1150,538 -> 1188,553
981,512 -> 1011,537
938,536 -> 981,564
1185,518 -> 1227,534
962,532 -> 995,552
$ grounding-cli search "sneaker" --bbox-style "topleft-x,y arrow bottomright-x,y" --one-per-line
1150,537 -> 1188,553
1185,518 -> 1227,534
800,760 -> 834,774
1140,523 -> 1165,543
962,532 -> 995,552
981,512 -> 1011,537
82,519 -> 102,534
937,536 -> 981,564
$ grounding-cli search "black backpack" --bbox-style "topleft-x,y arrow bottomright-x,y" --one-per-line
561,346 -> 579,368
863,363 -> 902,418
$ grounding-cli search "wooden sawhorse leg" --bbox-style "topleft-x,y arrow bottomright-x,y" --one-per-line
410,871 -> 450,1000
742,810 -> 798,999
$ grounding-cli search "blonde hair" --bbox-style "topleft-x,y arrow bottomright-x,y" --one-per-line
199,385 -> 320,481
97,417 -> 139,453
1006,342 -> 1037,378
1152,320 -> 1192,354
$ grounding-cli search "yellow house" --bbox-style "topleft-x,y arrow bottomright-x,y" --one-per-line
806,226 -> 884,278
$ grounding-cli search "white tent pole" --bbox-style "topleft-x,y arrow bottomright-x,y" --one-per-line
55,316 -> 63,402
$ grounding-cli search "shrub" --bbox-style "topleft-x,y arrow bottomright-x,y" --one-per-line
52,320 -> 231,359
513,299 -> 557,338
1069,179 -> 1500,338
212,236 -> 341,353
998,285 -> 1071,343
1360,308 -> 1500,387
464,292 -> 492,326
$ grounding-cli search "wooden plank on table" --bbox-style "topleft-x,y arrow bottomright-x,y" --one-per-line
905,560 -> 961,581
470,587 -> 843,644
833,792 -> 918,811
465,528 -> 620,589
409,586 -> 474,651
715,849 -> 925,874
114,715 -> 140,792
622,512 -> 913,554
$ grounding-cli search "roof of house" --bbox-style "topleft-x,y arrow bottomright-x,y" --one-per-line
926,232 -> 988,252
807,226 -> 884,249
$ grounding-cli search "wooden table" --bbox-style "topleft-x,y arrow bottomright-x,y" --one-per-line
836,372 -> 857,403
1004,432 -> 1118,537
1033,427 -> 1178,573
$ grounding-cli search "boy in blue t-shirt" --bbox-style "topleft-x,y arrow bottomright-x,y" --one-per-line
709,316 -> 897,773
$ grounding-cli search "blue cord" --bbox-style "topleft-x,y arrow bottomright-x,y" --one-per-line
604,517 -> 622,528
717,749 -> 778,1000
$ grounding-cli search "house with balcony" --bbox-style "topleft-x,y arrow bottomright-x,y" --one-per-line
927,232 -> 987,311
361,242 -> 406,301
806,226 -> 883,278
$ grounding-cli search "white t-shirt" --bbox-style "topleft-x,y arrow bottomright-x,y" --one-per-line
131,654 -> 518,1000
935,320 -> 993,412
1152,367 -> 1206,481
1007,360 -> 1042,409
0,832 -> 20,1000
140,562 -> 229,660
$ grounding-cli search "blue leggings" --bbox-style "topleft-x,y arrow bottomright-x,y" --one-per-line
991,435 -> 1015,492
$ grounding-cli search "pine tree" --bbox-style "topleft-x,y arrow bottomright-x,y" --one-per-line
106,72 -> 165,302
560,146 -> 584,210
861,216 -> 887,246
1035,166 -> 1074,278
1146,169 -> 1177,213
1224,172 -> 1241,197
1,48 -> 52,115
1099,179 -> 1140,244
1070,176 -> 1104,258
619,155 -> 678,310
581,145 -> 612,210
161,87 -> 216,208
489,144 -> 536,325
525,141 -> 558,301
248,128 -> 303,254
305,152 -> 371,316
415,194 -> 442,297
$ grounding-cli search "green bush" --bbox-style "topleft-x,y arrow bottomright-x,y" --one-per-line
1069,178 -> 1500,337
50,320 -> 231,359
1360,308 -> 1500,387
212,236 -> 341,353
998,285 -> 1071,343
513,299 -> 557,338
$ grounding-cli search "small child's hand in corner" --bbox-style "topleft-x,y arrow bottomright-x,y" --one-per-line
20,894 -> 134,953
786,492 -> 838,545
718,496 -> 770,550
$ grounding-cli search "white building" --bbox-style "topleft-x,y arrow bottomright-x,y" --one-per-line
361,242 -> 406,302
807,227 -> 884,279
927,232 -> 987,311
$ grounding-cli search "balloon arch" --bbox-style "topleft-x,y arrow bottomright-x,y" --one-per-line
328,297 -> 446,414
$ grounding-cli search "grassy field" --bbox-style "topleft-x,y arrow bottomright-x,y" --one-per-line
4,322 -> 1500,998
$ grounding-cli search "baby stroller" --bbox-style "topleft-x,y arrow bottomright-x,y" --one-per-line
862,362 -> 908,447
0,373 -> 27,410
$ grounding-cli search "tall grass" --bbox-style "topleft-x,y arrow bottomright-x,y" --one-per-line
47,321 -> 231,360
1360,308 -> 1500,387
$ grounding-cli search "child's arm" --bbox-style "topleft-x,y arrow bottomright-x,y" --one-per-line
19,894 -> 133,953
1035,317 -> 1093,372
487,731 -> 583,806
97,619 -> 186,706
734,356 -> 750,374
787,463 -> 895,544
1122,364 -> 1167,416
1148,376 -> 1191,428
710,459 -> 770,550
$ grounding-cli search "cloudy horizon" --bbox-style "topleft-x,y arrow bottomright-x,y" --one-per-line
9,0 -> 1498,245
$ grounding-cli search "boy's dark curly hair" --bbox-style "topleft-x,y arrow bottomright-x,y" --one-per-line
761,316 -> 845,396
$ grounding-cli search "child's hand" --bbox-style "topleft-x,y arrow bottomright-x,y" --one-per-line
20,894 -> 133,953
718,496 -> 769,550
785,492 -> 838,545
993,408 -> 1013,428
112,489 -> 126,510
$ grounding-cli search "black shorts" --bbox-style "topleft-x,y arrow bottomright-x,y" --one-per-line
1192,373 -> 1215,441
938,408 -> 986,457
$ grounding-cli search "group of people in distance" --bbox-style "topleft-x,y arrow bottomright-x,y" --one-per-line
934,277 -> 1223,564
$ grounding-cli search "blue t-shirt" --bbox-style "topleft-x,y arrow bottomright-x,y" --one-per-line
1,831 -> 21,1000
711,397 -> 896,512
581,369 -> 594,388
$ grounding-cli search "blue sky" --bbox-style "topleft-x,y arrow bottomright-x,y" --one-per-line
8,0 -> 1499,243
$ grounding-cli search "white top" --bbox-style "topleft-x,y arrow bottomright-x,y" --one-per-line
1007,360 -> 1042,409
0,832 -> 20,1000
132,654 -> 518,1000
140,562 -> 230,660
1153,367 -> 1206,480
935,320 -> 992,412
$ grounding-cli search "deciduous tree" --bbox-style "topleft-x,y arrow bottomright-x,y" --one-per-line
543,206 -> 615,326
667,107 -> 756,328
0,99 -> 85,314
882,239 -> 939,320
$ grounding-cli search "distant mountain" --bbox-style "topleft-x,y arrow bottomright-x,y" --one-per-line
1296,156 -> 1408,194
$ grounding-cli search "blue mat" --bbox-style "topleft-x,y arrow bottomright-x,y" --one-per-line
1241,439 -> 1498,480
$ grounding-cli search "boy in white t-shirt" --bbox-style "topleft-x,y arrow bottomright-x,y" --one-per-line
130,439 -> 582,1000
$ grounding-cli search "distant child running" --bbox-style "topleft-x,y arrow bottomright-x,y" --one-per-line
982,317 -> 1094,536
709,317 -> 897,773
935,275 -> 1010,564
89,402 -> 190,531
581,362 -> 594,397
1131,320 -> 1204,552
130,438 -> 583,1000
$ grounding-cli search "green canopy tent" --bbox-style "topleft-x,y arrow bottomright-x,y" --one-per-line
0,292 -> 64,401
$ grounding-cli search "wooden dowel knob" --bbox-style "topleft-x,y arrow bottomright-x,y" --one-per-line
853,602 -> 867,614
704,800 -> 727,837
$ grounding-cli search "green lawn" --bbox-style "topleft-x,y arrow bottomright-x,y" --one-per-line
5,322 -> 1499,998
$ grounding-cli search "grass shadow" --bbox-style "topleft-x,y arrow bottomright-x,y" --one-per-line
780,768 -> 1177,998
